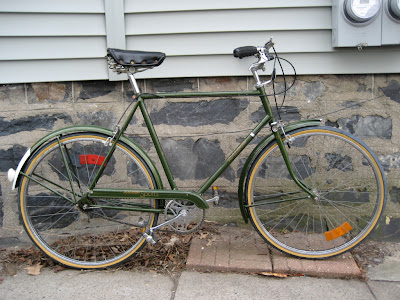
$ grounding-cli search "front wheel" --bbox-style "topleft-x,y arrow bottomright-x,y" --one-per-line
245,126 -> 386,258
19,132 -> 160,269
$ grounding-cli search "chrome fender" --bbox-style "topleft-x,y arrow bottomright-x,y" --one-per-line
8,149 -> 31,190
237,119 -> 322,223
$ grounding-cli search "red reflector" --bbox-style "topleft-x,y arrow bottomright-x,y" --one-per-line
79,155 -> 106,166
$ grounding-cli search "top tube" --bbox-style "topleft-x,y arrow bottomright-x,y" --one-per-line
139,90 -> 264,100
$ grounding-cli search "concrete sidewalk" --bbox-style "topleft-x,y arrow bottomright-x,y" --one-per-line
0,228 -> 400,300
1,226 -> 399,299
186,226 -> 361,278
1,267 -> 399,300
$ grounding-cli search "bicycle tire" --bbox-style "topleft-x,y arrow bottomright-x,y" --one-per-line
245,126 -> 386,258
19,132 -> 160,269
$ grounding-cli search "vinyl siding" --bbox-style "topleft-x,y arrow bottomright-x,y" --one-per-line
0,0 -> 399,83
0,0 -> 107,83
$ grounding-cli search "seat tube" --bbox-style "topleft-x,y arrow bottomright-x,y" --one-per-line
128,72 -> 177,189
128,73 -> 141,95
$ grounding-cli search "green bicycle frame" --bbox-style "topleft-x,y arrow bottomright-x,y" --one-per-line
17,75 -> 318,215
140,88 -> 271,195
83,84 -> 317,213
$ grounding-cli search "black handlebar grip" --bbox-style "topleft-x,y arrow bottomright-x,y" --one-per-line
233,46 -> 258,59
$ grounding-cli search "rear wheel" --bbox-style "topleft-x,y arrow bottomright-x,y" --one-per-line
19,132 -> 160,269
245,126 -> 386,258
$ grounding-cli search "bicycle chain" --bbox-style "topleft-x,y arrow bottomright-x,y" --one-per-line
86,200 -> 205,234
89,209 -> 147,228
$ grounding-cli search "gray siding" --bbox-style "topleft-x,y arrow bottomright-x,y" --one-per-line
0,0 -> 107,83
0,0 -> 399,83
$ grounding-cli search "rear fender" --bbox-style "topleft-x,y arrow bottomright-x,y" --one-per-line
10,126 -> 164,191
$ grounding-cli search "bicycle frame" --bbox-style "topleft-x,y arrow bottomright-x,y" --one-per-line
84,78 -> 317,212
83,88 -> 269,210
13,73 -> 319,218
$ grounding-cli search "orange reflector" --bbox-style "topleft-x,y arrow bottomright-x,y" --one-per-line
325,222 -> 352,241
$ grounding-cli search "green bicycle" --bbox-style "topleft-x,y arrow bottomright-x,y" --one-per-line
7,39 -> 387,269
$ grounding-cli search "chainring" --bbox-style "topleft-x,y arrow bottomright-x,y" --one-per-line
164,200 -> 205,233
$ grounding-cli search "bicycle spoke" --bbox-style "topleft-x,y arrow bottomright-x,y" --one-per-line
247,127 -> 385,258
20,133 -> 159,268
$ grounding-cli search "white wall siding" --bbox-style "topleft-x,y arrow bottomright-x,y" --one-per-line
0,0 -> 107,83
126,31 -> 333,56
0,59 -> 108,83
124,0 -> 332,13
0,37 -> 106,61
0,14 -> 105,36
0,0 -> 105,13
0,0 -> 399,83
125,8 -> 331,35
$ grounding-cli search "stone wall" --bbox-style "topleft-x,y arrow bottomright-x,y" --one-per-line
1,74 -> 400,245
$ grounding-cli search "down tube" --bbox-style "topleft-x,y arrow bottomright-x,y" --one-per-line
197,115 -> 271,195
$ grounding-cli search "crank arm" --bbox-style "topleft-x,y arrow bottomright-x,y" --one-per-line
150,210 -> 187,232
206,196 -> 219,204
206,186 -> 219,205
142,211 -> 187,245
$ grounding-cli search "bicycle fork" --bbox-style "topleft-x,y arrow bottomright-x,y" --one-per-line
272,122 -> 318,201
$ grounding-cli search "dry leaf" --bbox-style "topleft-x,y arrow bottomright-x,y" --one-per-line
0,277 -> 4,284
206,237 -> 217,247
168,254 -> 175,261
257,272 -> 288,278
199,232 -> 209,239
165,236 -> 180,247
4,225 -> 219,274
25,264 -> 44,276
54,266 -> 66,273
182,235 -> 192,243
3,262 -> 17,276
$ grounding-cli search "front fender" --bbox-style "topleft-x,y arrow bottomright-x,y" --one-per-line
10,126 -> 163,191
237,119 -> 322,223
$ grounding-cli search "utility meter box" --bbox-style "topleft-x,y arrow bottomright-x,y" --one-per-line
332,0 -> 383,47
382,0 -> 400,45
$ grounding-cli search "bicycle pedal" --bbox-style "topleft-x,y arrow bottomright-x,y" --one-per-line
143,232 -> 157,245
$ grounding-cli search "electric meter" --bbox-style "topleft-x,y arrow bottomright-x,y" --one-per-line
344,0 -> 382,23
382,0 -> 400,44
332,0 -> 382,47
388,0 -> 400,19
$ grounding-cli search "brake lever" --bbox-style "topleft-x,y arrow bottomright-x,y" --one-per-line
261,38 -> 275,61
251,38 -> 277,88
265,37 -> 275,51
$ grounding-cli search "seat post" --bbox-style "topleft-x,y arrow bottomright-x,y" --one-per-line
128,73 -> 141,95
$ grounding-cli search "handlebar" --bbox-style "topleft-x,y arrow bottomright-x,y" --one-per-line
233,39 -> 276,88
233,38 -> 275,59
233,46 -> 258,59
